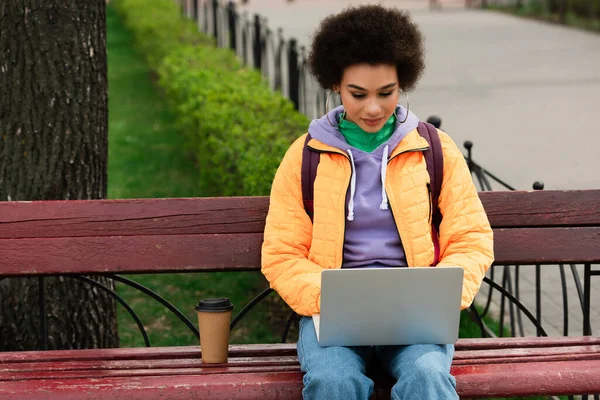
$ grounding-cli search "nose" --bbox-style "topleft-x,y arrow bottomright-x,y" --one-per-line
365,100 -> 381,117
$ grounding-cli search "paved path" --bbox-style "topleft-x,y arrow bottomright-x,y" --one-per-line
229,0 -> 600,336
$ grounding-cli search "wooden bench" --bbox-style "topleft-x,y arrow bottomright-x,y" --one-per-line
1,189 -> 599,399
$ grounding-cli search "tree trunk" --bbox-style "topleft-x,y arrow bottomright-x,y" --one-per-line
0,0 -> 118,350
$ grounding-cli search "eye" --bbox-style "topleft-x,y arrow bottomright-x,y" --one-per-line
379,92 -> 393,97
351,93 -> 366,99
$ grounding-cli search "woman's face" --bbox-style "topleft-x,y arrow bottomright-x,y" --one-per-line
333,64 -> 400,133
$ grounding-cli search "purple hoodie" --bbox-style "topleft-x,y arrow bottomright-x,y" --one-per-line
308,105 -> 420,268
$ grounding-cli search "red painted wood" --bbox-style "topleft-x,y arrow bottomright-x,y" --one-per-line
1,234 -> 264,276
452,359 -> 600,397
1,190 -> 598,240
0,356 -> 300,374
0,356 -> 298,380
2,227 -> 599,277
3,343 -> 599,375
1,359 -> 599,399
454,335 -> 600,349
2,338 -> 599,364
5,351 -> 600,380
453,352 -> 600,365
0,371 -> 305,400
1,365 -> 301,381
478,189 -> 600,227
0,344 -> 297,364
454,344 -> 600,360
0,197 -> 270,239
492,227 -> 600,264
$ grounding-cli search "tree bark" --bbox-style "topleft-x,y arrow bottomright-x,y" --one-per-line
0,0 -> 118,350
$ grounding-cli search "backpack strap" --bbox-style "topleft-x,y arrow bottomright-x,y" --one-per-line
417,121 -> 444,266
301,134 -> 320,222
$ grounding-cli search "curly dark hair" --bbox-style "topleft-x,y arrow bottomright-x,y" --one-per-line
308,5 -> 425,91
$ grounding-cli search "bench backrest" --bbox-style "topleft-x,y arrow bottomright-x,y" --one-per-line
1,190 -> 599,277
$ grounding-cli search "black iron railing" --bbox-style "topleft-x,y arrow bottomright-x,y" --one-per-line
463,135 -> 599,340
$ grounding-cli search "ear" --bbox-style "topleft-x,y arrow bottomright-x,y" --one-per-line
332,84 -> 340,92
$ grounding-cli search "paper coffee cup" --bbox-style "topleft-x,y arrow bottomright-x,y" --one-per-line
195,298 -> 234,363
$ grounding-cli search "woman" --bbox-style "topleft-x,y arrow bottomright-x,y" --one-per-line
261,5 -> 494,399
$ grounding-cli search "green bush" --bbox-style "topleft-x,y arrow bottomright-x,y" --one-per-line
158,45 -> 309,195
112,0 -> 309,196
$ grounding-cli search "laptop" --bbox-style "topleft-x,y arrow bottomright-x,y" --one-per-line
313,267 -> 464,347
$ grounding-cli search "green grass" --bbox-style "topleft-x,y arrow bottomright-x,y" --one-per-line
106,5 -> 281,347
106,10 -> 198,200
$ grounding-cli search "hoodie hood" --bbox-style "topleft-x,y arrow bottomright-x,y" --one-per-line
308,104 -> 420,221
308,104 -> 419,159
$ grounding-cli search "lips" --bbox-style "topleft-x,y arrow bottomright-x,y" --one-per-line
362,118 -> 383,127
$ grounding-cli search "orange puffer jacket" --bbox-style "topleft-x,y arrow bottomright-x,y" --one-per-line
261,128 -> 494,316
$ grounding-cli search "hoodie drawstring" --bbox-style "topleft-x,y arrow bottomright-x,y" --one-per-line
347,149 -> 357,221
346,146 -> 390,221
380,145 -> 389,210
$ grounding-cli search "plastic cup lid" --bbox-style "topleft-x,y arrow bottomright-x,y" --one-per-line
195,297 -> 234,312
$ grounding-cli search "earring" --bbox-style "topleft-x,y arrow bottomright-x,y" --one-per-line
393,91 -> 410,124
325,91 -> 341,127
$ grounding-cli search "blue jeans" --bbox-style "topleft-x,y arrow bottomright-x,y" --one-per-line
297,317 -> 458,400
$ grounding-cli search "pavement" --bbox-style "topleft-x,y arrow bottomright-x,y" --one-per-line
191,0 -> 600,336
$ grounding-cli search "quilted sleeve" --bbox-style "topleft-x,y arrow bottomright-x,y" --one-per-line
261,135 -> 324,316
436,131 -> 494,310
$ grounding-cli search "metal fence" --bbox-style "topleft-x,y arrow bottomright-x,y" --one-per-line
181,0 -> 326,119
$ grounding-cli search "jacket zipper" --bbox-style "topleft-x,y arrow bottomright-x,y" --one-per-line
387,147 -> 429,163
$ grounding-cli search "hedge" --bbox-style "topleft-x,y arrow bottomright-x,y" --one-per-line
112,0 -> 309,196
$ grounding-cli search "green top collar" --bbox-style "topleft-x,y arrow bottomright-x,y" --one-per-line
338,113 -> 396,153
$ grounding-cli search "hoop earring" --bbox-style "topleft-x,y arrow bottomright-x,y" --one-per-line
393,92 -> 410,124
325,91 -> 341,127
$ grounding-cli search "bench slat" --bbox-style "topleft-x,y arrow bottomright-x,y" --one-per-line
3,351 -> 600,380
0,344 -> 297,364
0,371 -> 305,400
1,234 -> 263,276
3,343 -> 598,373
0,356 -> 300,374
1,360 -> 599,399
493,227 -> 600,264
455,335 -> 600,349
2,227 -> 599,277
0,197 -> 269,239
453,344 -> 600,360
0,365 -> 302,382
2,337 -> 600,364
453,359 -> 600,397
1,190 -> 599,240
478,189 -> 600,228
453,352 -> 600,365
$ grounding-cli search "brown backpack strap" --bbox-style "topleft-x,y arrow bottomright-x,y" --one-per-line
301,134 -> 320,222
417,121 -> 444,265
